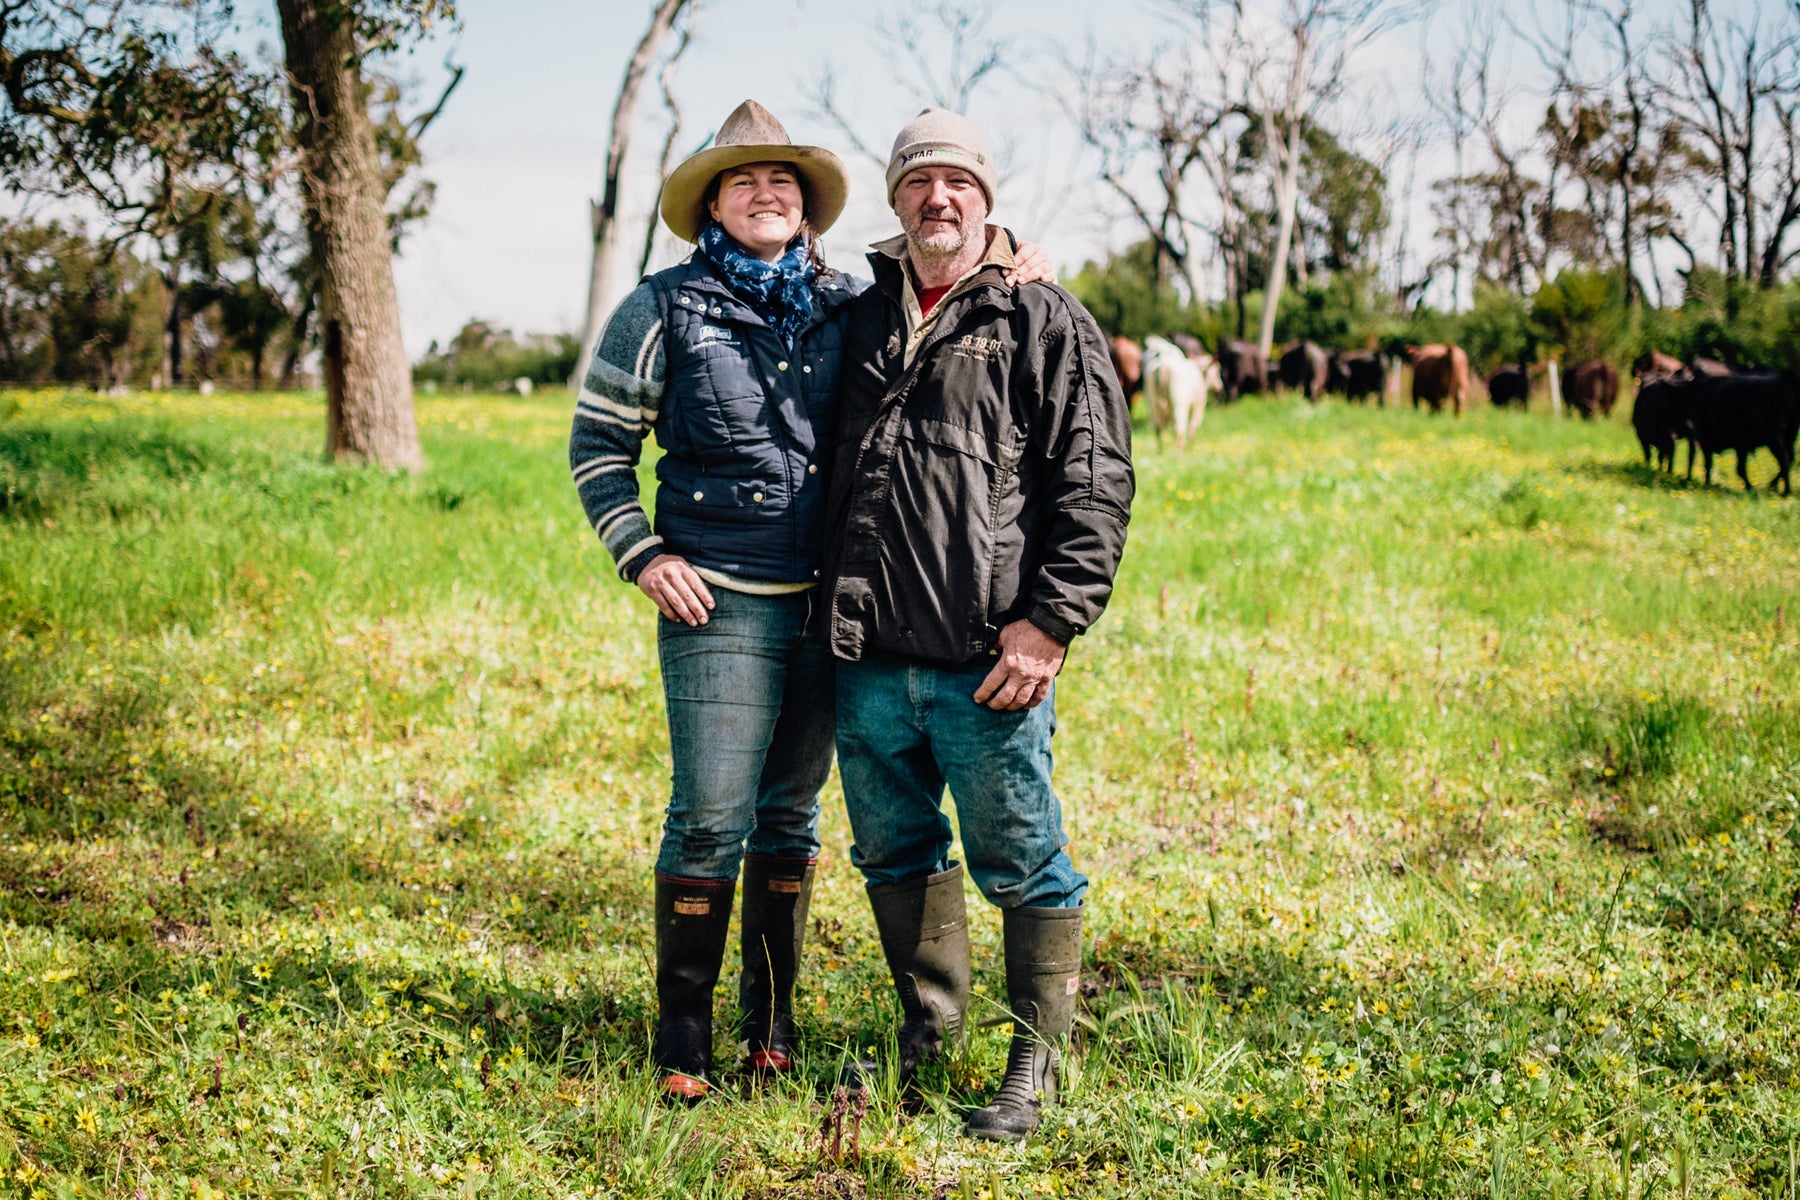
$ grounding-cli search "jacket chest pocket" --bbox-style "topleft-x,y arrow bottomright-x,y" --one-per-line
910,345 -> 1012,429
663,321 -> 763,456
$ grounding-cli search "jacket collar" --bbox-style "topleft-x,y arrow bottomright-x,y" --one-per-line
866,225 -> 1019,325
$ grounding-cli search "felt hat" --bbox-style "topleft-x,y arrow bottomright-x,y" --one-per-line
659,100 -> 849,243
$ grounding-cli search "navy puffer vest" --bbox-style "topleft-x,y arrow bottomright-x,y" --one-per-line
645,256 -> 858,584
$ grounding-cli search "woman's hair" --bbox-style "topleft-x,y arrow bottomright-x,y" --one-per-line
703,163 -> 838,283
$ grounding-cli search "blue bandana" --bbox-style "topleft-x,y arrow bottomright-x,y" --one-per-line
696,220 -> 817,349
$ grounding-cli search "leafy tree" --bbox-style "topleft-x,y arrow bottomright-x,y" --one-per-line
0,217 -> 164,386
1272,269 -> 1400,350
1455,283 -> 1534,374
412,321 -> 581,390
1064,239 -> 1216,344
1529,268 -> 1630,365
0,0 -> 284,385
1663,269 -> 1800,371
1,0 -> 458,465
1294,125 -> 1388,277
1231,120 -> 1390,295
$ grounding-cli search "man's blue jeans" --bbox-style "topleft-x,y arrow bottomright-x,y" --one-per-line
654,588 -> 834,880
835,654 -> 1087,909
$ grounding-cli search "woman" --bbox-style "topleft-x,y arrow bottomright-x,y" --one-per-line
569,100 -> 1051,1101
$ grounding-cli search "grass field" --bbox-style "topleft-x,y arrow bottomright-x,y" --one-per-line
1,385 -> 1798,1199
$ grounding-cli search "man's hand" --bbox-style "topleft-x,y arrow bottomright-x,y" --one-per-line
636,554 -> 715,625
1006,240 -> 1057,288
973,619 -> 1066,711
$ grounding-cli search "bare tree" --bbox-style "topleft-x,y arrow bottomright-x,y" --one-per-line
1657,0 -> 1800,285
1065,46 -> 1222,305
576,0 -> 694,378
1528,0 -> 1666,307
809,0 -> 1019,171
638,14 -> 698,278
1421,12 -> 1492,311
1169,0 -> 1418,356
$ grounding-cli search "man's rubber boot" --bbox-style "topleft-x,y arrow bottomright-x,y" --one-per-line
738,854 -> 817,1073
849,865 -> 971,1089
653,873 -> 734,1102
965,904 -> 1083,1141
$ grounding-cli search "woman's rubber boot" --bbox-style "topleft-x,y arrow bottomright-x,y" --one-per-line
849,865 -> 971,1090
965,905 -> 1083,1142
653,873 -> 735,1103
738,854 -> 817,1073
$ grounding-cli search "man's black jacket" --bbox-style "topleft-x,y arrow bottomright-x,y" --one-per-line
823,248 -> 1134,666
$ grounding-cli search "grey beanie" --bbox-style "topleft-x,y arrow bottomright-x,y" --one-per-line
885,107 -> 998,209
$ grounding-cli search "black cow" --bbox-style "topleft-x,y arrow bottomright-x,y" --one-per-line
1632,349 -> 1684,381
1679,372 -> 1799,494
1327,351 -> 1386,404
1631,377 -> 1685,472
1278,340 -> 1330,403
1216,338 -> 1268,403
1487,365 -> 1529,408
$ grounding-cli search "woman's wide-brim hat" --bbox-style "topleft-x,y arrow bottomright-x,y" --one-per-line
659,100 -> 849,244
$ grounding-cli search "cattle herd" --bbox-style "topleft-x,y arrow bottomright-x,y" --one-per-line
1107,333 -> 1799,495
1629,355 -> 1797,494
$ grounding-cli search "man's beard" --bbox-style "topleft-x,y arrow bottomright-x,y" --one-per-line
905,208 -> 981,261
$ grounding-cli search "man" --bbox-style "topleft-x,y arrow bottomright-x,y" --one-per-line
823,108 -> 1134,1141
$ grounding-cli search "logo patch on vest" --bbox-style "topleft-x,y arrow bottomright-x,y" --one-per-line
695,324 -> 735,346
950,333 -> 1006,362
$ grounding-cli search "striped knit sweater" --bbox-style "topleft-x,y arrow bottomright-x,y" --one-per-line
569,282 -> 667,581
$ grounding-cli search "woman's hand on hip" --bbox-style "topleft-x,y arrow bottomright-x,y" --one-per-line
637,554 -> 715,626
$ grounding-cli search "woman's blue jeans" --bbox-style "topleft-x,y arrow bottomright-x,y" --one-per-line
653,588 -> 835,880
834,653 -> 1087,909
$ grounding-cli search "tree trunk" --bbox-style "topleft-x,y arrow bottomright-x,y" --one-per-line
1256,117 -> 1302,358
164,269 -> 183,387
280,289 -> 315,389
1620,61 -> 1643,309
577,0 -> 691,379
276,0 -> 422,470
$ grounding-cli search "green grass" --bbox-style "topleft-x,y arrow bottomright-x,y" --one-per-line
1,386 -> 1798,1199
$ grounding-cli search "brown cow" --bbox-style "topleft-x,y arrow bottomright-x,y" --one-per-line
1565,361 -> 1620,420
1405,344 -> 1470,415
1109,336 -> 1143,407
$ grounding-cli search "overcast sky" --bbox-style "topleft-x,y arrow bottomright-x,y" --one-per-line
220,0 -> 1754,356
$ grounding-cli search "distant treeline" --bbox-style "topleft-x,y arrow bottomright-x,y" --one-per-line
412,322 -> 582,391
0,219 -> 581,393
1070,240 -> 1800,376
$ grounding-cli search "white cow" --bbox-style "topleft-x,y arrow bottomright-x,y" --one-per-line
1142,335 -> 1211,448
